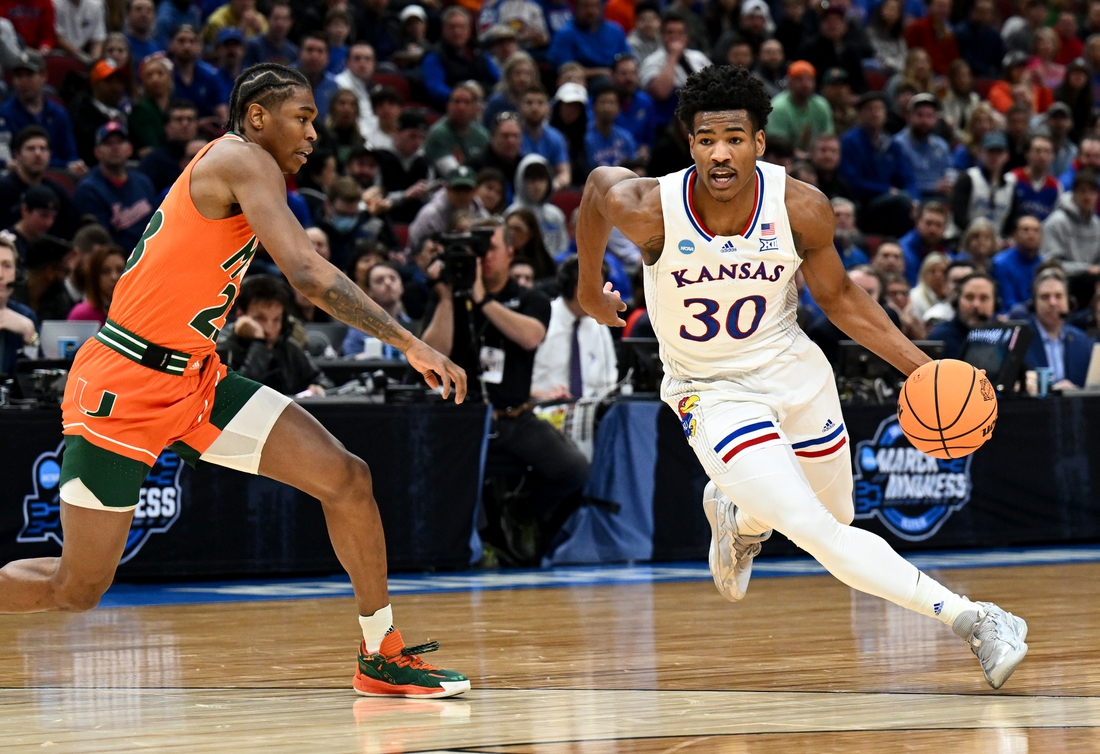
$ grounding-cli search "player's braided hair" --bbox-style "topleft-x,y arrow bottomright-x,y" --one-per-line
675,65 -> 773,134
226,63 -> 311,132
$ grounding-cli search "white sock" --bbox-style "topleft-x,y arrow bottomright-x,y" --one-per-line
359,604 -> 393,654
734,507 -> 770,537
906,572 -> 977,626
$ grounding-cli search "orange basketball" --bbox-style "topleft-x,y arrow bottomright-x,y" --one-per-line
897,359 -> 998,459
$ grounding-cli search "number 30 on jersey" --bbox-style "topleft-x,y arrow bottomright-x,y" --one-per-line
680,296 -> 767,342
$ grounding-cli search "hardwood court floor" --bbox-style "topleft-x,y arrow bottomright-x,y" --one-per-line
1,561 -> 1099,753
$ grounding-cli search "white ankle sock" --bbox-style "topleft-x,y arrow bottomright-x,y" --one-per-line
734,507 -> 770,537
906,572 -> 977,625
359,605 -> 393,654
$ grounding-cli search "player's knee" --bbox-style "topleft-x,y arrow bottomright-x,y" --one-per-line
321,452 -> 374,504
51,577 -> 110,612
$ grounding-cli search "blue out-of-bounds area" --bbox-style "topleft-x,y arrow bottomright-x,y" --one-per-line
95,545 -> 1100,608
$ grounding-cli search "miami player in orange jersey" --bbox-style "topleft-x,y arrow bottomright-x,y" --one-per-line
0,64 -> 472,699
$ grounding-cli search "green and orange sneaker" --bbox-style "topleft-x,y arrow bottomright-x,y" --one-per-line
353,629 -> 471,698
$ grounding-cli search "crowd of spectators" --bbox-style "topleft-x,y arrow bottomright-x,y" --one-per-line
6,0 -> 1100,559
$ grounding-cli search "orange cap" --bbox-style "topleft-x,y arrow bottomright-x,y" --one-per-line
90,58 -> 122,84
787,60 -> 817,79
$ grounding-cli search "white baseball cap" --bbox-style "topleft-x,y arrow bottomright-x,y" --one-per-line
399,5 -> 427,22
554,82 -> 588,104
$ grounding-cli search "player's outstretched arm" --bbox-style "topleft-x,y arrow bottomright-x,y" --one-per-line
575,167 -> 662,326
224,145 -> 467,402
791,179 -> 931,377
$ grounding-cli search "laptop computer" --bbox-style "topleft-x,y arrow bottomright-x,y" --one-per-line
39,320 -> 100,359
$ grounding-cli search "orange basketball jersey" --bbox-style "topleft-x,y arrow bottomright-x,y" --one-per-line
108,133 -> 258,363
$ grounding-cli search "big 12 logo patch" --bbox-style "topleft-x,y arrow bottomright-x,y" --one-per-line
19,442 -> 183,563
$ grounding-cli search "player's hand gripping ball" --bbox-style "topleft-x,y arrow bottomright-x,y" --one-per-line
897,359 -> 998,459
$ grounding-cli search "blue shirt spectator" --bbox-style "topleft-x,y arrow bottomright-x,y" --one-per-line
990,245 -> 1041,313
547,1 -> 630,72
540,0 -> 574,37
1026,318 -> 1093,387
73,124 -> 157,251
1008,167 -> 1061,223
174,59 -> 226,118
839,98 -> 919,206
421,8 -> 501,108
126,36 -> 164,68
0,97 -> 80,171
522,123 -> 569,167
156,0 -> 201,49
295,34 -> 342,121
243,33 -> 298,68
612,54 -> 658,150
585,123 -> 636,167
953,0 -> 1005,79
892,95 -> 953,199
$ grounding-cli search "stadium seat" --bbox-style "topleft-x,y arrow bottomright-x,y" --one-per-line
974,78 -> 996,99
45,53 -> 88,91
372,73 -> 410,103
550,188 -> 583,223
393,223 -> 409,250
864,70 -> 887,92
864,235 -> 883,257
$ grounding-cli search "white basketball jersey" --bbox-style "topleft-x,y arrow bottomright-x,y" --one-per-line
645,161 -> 802,380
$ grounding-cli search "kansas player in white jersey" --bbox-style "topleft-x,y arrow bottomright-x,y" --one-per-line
575,67 -> 1028,689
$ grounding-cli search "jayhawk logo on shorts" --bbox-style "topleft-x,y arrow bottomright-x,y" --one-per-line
19,441 -> 183,564
677,395 -> 700,438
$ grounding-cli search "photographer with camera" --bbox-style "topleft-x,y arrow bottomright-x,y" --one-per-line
421,217 -> 590,564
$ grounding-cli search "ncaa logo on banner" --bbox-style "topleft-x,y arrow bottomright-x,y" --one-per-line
19,442 -> 183,563
853,417 -> 973,541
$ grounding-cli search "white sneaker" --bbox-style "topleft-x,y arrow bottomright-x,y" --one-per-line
953,601 -> 1029,690
702,480 -> 771,602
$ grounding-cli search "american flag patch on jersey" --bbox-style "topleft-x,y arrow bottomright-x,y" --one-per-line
760,222 -> 775,237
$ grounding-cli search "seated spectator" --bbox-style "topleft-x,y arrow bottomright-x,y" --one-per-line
345,239 -> 388,291
928,272 -> 997,359
640,9 -> 711,128
898,201 -> 951,287
952,131 -> 1013,239
810,133 -> 850,200
469,112 -> 522,204
242,0 -> 296,68
1025,269 -> 1093,389
421,7 -> 500,109
941,60 -> 981,135
531,255 -> 617,400
212,27 -> 246,97
375,110 -> 432,224
669,0 -> 713,54
505,207 -> 557,281
797,4 -> 868,94
1002,0 -> 1047,57
66,243 -> 124,327
611,55 -> 657,160
922,259 -> 977,328
909,251 -> 949,320
407,166 -> 487,255
585,83 -> 637,169
1054,10 -> 1083,65
1055,58 -> 1091,144
1004,104 -> 1031,171
155,0 -> 199,49
476,167 -> 507,214
333,42 -> 377,137
627,2 -> 660,62
0,234 -> 38,375
990,214 -> 1043,313
129,53 -> 175,155
288,227 -> 333,324
293,33 -> 339,121
821,66 -> 857,134
1041,171 -> 1100,276
752,40 -> 787,99
840,92 -> 918,236
0,127 -> 80,240
73,122 -> 156,251
296,148 -> 337,225
866,0 -> 907,76
831,197 -> 867,269
136,100 -> 199,193
510,257 -> 535,288
322,89 -> 365,167
424,82 -> 490,175
767,61 -> 833,156
483,51 -> 536,126
52,0 -> 106,62
809,266 -> 901,364
955,0 -> 1004,79
390,5 -> 428,73
952,102 -> 997,171
12,234 -> 76,321
882,272 -> 926,340
1045,102 -> 1079,177
551,82 -> 591,186
351,0 -> 397,65
67,58 -> 130,167
958,217 -> 998,271
869,239 -> 906,281
202,0 -> 266,47
903,0 -> 956,75
1027,28 -> 1064,90
548,0 -> 631,80
519,84 -> 572,191
167,25 -> 227,134
323,7 -> 352,74
6,184 -> 59,263
399,234 -> 443,320
1057,135 -> 1100,191
508,155 -> 569,258
1007,135 -> 1061,226
0,51 -> 84,175
320,176 -> 397,268
364,85 -> 401,151
217,275 -> 330,396
989,51 -> 1053,116
893,93 -> 953,200
480,23 -> 520,71
343,262 -> 412,360
123,0 -> 162,64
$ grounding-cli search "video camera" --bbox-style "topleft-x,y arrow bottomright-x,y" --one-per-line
434,228 -> 494,295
